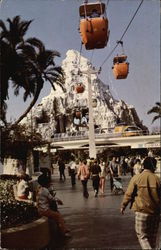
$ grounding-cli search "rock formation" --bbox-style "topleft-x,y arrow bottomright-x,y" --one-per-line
21,50 -> 147,140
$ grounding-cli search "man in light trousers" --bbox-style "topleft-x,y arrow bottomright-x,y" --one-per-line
120,157 -> 160,249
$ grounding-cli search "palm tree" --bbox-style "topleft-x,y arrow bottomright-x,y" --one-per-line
0,16 -> 32,122
147,102 -> 161,123
0,16 -> 64,126
14,37 -> 65,125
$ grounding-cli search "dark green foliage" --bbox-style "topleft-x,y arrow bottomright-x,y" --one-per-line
0,15 -> 64,125
1,123 -> 46,160
0,176 -> 40,229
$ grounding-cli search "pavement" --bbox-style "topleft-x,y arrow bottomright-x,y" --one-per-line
46,170 -> 160,249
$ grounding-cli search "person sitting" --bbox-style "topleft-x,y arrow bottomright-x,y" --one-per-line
37,174 -> 71,238
73,117 -> 80,126
17,173 -> 31,200
90,9 -> 100,18
81,116 -> 88,126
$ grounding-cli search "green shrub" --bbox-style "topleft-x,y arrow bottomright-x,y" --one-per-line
0,175 -> 40,229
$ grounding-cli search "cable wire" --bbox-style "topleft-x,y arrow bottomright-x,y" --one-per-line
106,0 -> 110,7
90,49 -> 95,63
99,0 -> 144,69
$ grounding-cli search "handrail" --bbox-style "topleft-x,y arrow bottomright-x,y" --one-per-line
51,130 -> 153,142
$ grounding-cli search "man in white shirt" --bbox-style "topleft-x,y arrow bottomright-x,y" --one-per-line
69,157 -> 77,186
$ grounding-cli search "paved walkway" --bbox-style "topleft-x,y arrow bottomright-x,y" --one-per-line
48,171 -> 143,249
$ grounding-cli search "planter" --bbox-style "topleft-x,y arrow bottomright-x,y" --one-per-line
1,216 -> 50,248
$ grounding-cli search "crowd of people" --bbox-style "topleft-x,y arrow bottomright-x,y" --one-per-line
56,153 -> 156,196
15,151 -> 160,248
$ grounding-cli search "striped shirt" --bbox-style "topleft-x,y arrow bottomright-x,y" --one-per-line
37,187 -> 55,212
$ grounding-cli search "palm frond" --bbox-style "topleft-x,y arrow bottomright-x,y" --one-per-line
13,86 -> 20,96
44,76 -> 56,90
50,50 -> 61,57
152,115 -> 161,124
147,107 -> 160,115
155,102 -> 161,107
17,43 -> 37,60
26,37 -> 45,53
19,20 -> 33,36
23,89 -> 32,102
0,19 -> 8,33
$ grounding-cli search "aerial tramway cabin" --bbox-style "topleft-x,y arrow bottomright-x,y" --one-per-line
75,83 -> 84,94
112,54 -> 129,79
79,2 -> 109,50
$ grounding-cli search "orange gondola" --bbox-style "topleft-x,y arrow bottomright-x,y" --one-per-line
113,54 -> 129,79
76,83 -> 84,93
112,41 -> 129,79
79,2 -> 109,50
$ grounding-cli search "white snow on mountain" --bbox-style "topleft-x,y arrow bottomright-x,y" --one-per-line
21,50 -> 147,140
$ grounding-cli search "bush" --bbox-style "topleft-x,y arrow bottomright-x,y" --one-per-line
0,174 -> 18,180
0,175 -> 40,229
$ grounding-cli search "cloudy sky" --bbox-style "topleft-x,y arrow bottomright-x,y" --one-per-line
0,0 -> 160,131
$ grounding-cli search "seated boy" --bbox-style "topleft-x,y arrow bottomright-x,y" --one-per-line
37,174 -> 71,238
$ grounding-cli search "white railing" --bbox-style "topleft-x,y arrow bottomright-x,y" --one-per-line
51,130 -> 151,142
51,131 -> 155,142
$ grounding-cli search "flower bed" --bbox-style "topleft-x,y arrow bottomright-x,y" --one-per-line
0,174 -> 40,229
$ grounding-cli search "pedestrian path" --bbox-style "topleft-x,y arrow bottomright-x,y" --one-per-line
49,173 -> 141,249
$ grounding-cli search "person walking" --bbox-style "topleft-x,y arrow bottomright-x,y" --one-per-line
120,157 -> 160,249
90,159 -> 101,197
58,159 -> 66,181
99,160 -> 107,195
128,156 -> 136,177
120,157 -> 128,176
133,158 -> 142,175
77,159 -> 89,198
69,156 -> 77,186
109,156 -> 120,192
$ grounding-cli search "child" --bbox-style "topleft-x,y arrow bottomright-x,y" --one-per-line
37,174 -> 71,238
17,173 -> 31,199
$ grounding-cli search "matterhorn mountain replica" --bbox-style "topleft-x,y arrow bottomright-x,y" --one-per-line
21,50 -> 147,140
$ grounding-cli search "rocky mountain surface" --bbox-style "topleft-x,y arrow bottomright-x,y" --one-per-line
21,50 -> 147,140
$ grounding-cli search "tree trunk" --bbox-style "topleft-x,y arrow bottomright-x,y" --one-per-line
13,86 -> 42,126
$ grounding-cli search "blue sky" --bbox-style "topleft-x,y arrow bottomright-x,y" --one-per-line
0,0 -> 160,131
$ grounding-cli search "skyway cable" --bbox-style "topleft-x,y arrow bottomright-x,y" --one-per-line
99,0 -> 144,69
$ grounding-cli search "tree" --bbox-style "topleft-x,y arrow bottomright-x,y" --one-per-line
0,16 -> 32,124
0,16 -> 64,126
147,102 -> 161,124
1,123 -> 46,161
